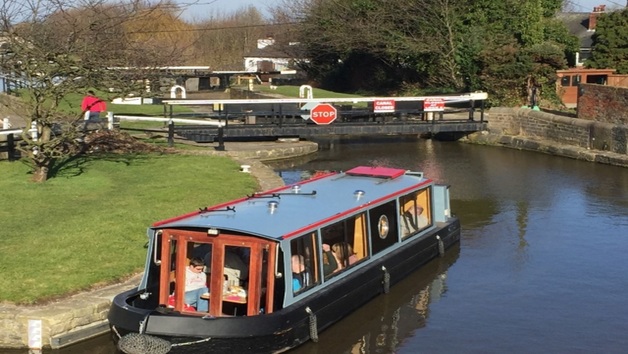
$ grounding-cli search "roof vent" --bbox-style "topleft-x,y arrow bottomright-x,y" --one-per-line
268,201 -> 279,214
291,185 -> 301,193
354,190 -> 365,200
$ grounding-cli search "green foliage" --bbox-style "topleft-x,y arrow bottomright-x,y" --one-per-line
0,154 -> 257,303
587,9 -> 628,74
295,0 -> 578,106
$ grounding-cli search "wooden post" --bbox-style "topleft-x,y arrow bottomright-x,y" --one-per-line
468,100 -> 475,121
168,120 -> 174,147
216,127 -> 225,151
7,133 -> 15,161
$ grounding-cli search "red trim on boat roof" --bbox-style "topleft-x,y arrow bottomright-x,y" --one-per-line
345,166 -> 406,179
282,179 -> 432,239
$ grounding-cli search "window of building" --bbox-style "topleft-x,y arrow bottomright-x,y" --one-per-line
561,76 -> 571,87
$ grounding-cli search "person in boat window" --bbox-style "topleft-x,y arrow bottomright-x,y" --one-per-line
332,242 -> 359,267
185,257 -> 209,312
292,254 -> 310,292
401,205 -> 428,235
203,249 -> 249,287
322,243 -> 341,276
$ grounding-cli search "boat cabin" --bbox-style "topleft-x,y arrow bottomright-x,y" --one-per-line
142,167 -> 444,318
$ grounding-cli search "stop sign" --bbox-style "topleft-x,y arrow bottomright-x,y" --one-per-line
310,103 -> 338,125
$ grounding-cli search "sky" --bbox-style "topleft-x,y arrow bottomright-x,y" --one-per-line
568,0 -> 626,11
179,0 -> 284,21
178,0 -> 626,21
184,0 -> 628,21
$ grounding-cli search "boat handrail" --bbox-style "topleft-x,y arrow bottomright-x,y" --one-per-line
153,230 -> 163,266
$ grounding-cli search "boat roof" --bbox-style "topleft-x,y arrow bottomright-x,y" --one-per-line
151,166 -> 430,240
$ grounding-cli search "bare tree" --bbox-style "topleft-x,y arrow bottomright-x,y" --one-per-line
0,0 -> 189,182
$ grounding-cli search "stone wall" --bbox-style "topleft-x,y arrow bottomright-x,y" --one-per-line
578,84 -> 628,125
486,107 -> 627,155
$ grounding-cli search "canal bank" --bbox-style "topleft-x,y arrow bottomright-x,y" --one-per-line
462,107 -> 628,168
0,140 -> 317,350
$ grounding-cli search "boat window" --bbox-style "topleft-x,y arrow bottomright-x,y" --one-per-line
399,187 -> 432,239
369,200 -> 399,255
157,229 -> 276,317
321,212 -> 368,277
290,233 -> 319,294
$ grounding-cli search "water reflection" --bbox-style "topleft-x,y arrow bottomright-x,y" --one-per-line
293,244 -> 460,354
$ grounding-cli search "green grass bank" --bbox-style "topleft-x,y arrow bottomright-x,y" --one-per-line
0,154 -> 258,304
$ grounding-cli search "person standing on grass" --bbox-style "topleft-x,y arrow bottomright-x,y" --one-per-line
81,90 -> 106,120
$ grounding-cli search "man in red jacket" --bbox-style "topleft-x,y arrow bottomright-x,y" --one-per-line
81,90 -> 107,120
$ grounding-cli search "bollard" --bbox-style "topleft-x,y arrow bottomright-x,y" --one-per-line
28,319 -> 43,350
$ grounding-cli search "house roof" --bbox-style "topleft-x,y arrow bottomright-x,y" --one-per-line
557,12 -> 595,48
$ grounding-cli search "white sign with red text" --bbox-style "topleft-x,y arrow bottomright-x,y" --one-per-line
373,99 -> 396,113
424,98 -> 445,112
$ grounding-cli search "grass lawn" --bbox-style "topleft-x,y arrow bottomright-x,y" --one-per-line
0,154 -> 258,304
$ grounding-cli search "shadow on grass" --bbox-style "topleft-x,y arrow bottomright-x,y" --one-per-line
48,152 -> 155,179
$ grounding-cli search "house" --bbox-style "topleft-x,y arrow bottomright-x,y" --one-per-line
243,37 -> 294,73
556,67 -> 616,107
556,5 -> 606,67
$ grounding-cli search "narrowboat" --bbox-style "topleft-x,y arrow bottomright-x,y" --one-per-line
108,166 -> 460,354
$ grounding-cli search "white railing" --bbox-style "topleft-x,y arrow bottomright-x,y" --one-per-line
162,92 -> 489,106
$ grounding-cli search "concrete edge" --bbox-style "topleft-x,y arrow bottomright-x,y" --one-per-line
463,131 -> 628,168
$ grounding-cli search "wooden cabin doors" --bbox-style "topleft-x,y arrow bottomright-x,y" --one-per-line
157,229 -> 276,317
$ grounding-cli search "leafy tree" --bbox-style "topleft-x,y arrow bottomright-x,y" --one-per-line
587,8 -> 628,74
0,0 -> 185,182
278,0 -> 574,106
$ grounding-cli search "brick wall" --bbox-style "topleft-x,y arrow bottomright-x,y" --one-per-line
488,107 -> 627,154
577,84 -> 628,125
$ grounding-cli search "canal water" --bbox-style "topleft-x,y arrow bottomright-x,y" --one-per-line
12,138 -> 628,354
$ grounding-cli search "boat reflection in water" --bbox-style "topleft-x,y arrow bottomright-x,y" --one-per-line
295,243 -> 460,354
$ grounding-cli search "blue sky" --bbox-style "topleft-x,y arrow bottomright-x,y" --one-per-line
569,0 -> 625,11
180,0 -> 283,21
179,0 -> 625,21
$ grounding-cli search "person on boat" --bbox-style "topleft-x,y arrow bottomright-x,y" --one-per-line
322,243 -> 342,276
291,254 -> 310,292
184,257 -> 209,311
332,242 -> 359,267
202,248 -> 249,286
401,205 -> 428,235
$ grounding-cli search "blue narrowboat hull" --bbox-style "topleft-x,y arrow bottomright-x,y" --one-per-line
108,218 -> 460,353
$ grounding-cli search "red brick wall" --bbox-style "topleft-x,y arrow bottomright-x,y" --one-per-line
577,84 -> 628,125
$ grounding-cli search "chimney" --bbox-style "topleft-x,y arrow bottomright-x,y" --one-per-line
588,5 -> 606,31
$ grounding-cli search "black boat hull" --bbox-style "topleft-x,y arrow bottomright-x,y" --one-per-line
108,218 -> 460,353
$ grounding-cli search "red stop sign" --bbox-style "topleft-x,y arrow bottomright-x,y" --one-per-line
310,103 -> 338,125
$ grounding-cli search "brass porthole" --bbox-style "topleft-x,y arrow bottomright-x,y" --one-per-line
378,215 -> 389,239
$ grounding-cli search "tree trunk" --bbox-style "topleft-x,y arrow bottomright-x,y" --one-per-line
31,162 -> 50,183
